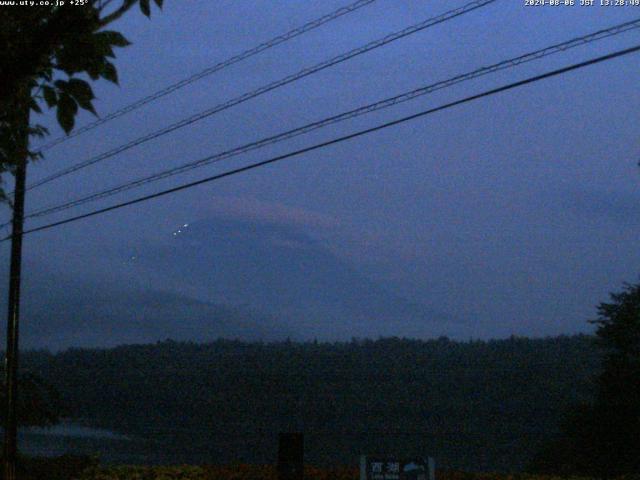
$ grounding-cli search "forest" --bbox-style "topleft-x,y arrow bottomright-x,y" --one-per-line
18,335 -> 601,472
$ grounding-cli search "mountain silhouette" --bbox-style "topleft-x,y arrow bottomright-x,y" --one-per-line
140,216 -> 460,340
0,271 -> 293,350
0,216 -> 463,349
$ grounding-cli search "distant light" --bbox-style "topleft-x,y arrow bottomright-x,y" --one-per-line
183,223 -> 189,227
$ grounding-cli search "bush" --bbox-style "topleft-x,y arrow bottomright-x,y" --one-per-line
0,454 -> 98,480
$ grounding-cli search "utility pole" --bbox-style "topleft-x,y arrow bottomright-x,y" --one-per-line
3,88 -> 30,480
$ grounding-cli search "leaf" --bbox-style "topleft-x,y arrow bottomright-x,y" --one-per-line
140,0 -> 151,17
80,99 -> 98,116
67,79 -> 97,116
101,61 -> 119,85
54,79 -> 67,90
85,60 -> 103,80
42,86 -> 58,108
56,93 -> 78,134
67,78 -> 94,98
28,150 -> 43,162
29,98 -> 42,114
95,41 -> 116,59
96,30 -> 131,48
29,124 -> 49,139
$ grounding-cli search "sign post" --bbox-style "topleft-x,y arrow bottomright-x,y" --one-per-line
277,432 -> 304,480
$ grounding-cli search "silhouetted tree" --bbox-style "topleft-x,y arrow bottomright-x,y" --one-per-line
0,0 -> 164,201
530,280 -> 640,477
0,373 -> 62,428
588,281 -> 640,475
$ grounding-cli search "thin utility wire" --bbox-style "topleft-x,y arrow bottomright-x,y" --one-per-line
34,0 -> 378,152
2,43 -> 638,243
24,0 -> 497,191
20,17 -> 640,222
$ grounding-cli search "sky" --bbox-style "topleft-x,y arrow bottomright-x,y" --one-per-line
1,0 -> 640,348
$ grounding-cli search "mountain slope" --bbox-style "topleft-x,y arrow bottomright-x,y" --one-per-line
140,216 -> 462,340
0,273 -> 293,349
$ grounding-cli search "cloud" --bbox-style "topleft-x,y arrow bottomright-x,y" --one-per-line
202,195 -> 342,230
194,195 -> 427,272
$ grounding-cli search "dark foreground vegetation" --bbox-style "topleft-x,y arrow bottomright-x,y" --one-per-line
20,335 -> 600,472
0,455 -> 96,480
3,457 -> 640,480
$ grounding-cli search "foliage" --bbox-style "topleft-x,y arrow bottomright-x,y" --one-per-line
69,464 -> 640,480
21,335 -> 601,472
530,281 -> 640,477
3,459 -> 640,480
0,0 -> 164,202
591,282 -> 640,406
0,371 -> 63,428
0,454 -> 98,480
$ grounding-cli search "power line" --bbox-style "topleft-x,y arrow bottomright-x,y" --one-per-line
21,18 -> 640,222
34,0 -> 378,152
3,43 -> 638,243
24,0 -> 497,192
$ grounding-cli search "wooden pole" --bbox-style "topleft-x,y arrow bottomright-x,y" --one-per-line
3,88 -> 29,480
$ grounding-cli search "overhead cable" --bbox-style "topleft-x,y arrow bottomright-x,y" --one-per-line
35,0 -> 379,152
25,0 -> 497,191
21,18 -> 640,222
3,43 -> 638,242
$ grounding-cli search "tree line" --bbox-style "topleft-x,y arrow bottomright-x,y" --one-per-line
17,334 -> 599,472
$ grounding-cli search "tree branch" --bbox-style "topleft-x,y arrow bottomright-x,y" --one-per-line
98,0 -> 138,27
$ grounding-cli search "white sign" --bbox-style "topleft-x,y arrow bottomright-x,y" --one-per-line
360,456 -> 435,480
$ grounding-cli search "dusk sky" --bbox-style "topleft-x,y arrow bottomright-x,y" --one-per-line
1,0 -> 639,348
